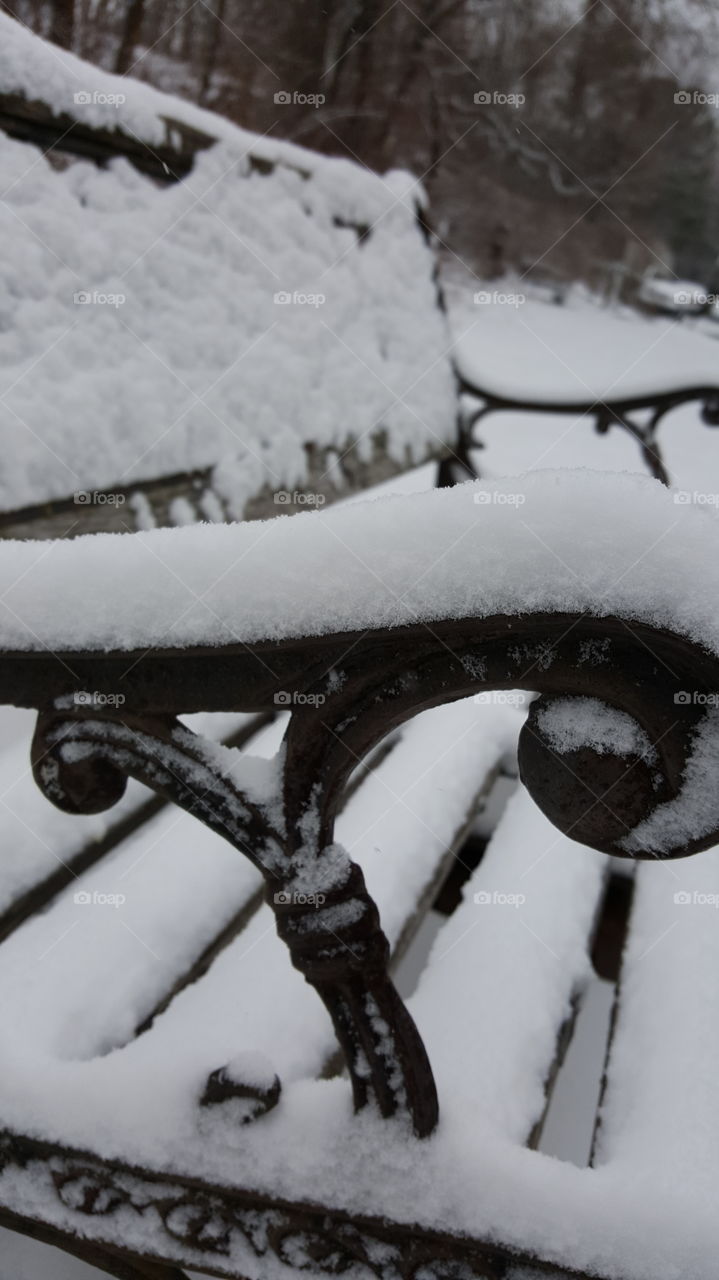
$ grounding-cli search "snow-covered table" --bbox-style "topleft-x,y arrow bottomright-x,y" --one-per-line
0,473 -> 719,1279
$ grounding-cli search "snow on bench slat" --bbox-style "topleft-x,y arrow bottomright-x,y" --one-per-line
116,699 -> 518,1086
0,471 -> 717,658
594,846 -> 719,1192
0,710 -> 255,918
0,826 -> 718,1277
410,784 -> 605,1145
0,787 -> 262,1062
453,301 -> 719,404
0,715 -> 282,1062
0,698 -> 515,1116
1,482 -> 719,1278
0,21 -> 453,515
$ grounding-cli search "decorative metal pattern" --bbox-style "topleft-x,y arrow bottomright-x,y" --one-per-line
0,1132 -> 585,1279
456,376 -> 719,486
1,608 -> 717,1275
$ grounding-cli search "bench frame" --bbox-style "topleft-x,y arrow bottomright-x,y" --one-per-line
456,374 -> 719,486
0,605 -> 717,1278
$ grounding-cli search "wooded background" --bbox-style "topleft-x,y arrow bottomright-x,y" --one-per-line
5,0 -> 719,288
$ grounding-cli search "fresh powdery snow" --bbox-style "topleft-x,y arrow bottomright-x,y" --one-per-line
0,765 -> 715,1280
0,14 -> 454,516
0,470 -> 717,659
0,10 -> 245,144
452,294 -> 719,404
450,290 -> 719,496
536,697 -> 657,764
0,474 -> 717,1273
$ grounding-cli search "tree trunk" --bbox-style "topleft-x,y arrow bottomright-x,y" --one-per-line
114,0 -> 145,75
199,0 -> 226,105
48,0 -> 75,49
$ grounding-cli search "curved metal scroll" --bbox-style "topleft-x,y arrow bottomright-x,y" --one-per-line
30,611 -> 719,1139
31,709 -> 439,1137
456,378 -> 719,487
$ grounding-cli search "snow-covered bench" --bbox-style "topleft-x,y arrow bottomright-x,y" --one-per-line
453,305 -> 719,486
1,472 -> 719,1280
6,15 -> 719,540
0,14 -> 459,540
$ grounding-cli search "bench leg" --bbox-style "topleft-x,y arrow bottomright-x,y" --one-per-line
436,445 -> 477,487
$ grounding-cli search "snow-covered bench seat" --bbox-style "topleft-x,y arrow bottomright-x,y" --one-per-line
0,14 -> 458,541
1,471 -> 719,1279
454,305 -> 719,485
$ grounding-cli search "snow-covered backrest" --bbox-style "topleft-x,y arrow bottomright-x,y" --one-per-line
0,15 -> 456,532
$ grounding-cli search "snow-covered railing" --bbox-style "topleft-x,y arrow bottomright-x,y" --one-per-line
1,470 -> 719,1278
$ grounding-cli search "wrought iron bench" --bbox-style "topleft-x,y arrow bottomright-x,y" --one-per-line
3,21 -> 719,1280
9,12 -> 719,539
0,10 -> 462,541
0,471 -> 718,1280
451,315 -> 719,489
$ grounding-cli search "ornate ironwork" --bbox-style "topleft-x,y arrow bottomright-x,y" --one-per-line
0,1131 -> 589,1279
1,608 -> 717,1275
456,375 -> 719,486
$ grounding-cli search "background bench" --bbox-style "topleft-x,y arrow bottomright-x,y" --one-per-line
451,292 -> 719,489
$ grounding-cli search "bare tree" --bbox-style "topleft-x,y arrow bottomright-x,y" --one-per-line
199,0 -> 226,104
48,0 -> 74,47
114,0 -> 144,74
